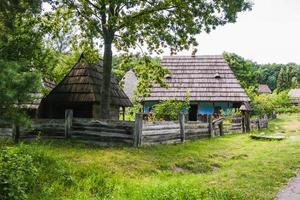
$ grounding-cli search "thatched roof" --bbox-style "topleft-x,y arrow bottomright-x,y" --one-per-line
289,89 -> 300,104
43,56 -> 132,107
258,84 -> 271,94
145,55 -> 250,102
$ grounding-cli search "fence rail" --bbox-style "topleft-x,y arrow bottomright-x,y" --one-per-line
1,110 -> 274,147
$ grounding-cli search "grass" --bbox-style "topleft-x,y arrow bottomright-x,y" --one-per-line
1,113 -> 300,199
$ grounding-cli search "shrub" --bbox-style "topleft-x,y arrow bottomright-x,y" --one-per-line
249,90 -> 293,115
152,99 -> 189,121
0,146 -> 38,200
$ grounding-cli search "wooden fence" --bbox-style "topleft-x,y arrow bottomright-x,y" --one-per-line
223,117 -> 243,133
135,114 -> 227,146
70,118 -> 134,146
251,115 -> 270,130
1,110 -> 265,147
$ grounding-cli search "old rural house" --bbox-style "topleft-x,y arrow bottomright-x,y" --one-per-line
38,56 -> 132,119
288,89 -> 300,105
23,79 -> 56,118
258,84 -> 272,94
141,55 -> 250,121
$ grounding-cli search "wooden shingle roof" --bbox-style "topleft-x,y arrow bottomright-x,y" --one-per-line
258,84 -> 272,94
145,55 -> 250,102
289,89 -> 300,104
44,56 -> 132,107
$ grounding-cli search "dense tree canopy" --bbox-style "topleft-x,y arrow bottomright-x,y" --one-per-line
0,0 -> 44,125
53,0 -> 252,118
224,52 -> 300,92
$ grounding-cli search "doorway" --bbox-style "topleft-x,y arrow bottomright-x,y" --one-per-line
188,104 -> 198,121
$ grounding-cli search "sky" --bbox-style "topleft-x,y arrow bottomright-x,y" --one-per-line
176,0 -> 300,64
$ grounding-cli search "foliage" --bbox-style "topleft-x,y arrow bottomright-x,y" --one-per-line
277,64 -> 298,91
152,95 -> 190,121
0,0 -> 44,125
0,146 -> 38,200
249,90 -> 292,116
224,53 -> 300,92
223,52 -> 258,89
55,0 -> 252,117
220,109 -> 241,118
0,61 -> 40,125
114,54 -> 169,100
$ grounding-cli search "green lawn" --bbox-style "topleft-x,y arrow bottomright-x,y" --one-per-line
1,113 -> 300,200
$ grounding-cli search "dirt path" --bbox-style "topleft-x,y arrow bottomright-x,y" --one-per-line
276,171 -> 300,200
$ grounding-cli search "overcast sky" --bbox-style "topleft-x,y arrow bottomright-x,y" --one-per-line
176,0 -> 300,64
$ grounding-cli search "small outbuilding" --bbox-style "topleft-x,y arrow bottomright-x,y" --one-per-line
38,56 -> 132,119
288,89 -> 300,105
258,84 -> 272,94
142,55 -> 250,121
23,79 -> 56,118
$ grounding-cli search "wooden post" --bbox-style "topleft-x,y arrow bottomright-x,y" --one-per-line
12,123 -> 20,144
65,109 -> 73,139
245,111 -> 250,132
208,115 -> 214,138
179,112 -> 185,142
219,120 -> 224,136
256,117 -> 260,130
241,115 -> 246,133
122,106 -> 125,121
134,113 -> 143,147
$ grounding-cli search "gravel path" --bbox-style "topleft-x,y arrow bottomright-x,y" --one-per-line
276,170 -> 300,200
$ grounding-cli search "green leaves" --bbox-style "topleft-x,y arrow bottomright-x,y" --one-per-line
152,99 -> 190,121
223,52 -> 259,89
0,60 -> 40,124
113,54 -> 169,102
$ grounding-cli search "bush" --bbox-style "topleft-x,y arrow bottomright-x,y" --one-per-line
0,146 -> 38,200
152,99 -> 189,121
249,90 -> 293,115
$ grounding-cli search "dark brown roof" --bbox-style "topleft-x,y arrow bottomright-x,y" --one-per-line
258,84 -> 272,94
145,55 -> 250,102
43,56 -> 132,107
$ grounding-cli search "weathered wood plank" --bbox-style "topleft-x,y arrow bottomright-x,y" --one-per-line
185,128 -> 209,134
142,134 -> 181,141
71,135 -> 133,144
71,125 -> 130,134
71,130 -> 133,139
142,124 -> 180,131
142,128 -> 180,136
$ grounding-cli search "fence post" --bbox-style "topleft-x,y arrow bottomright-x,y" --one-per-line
264,114 -> 269,129
65,109 -> 73,139
256,117 -> 260,130
179,112 -> 185,142
134,113 -> 143,147
219,120 -> 224,136
241,116 -> 246,133
208,115 -> 214,138
12,123 -> 20,144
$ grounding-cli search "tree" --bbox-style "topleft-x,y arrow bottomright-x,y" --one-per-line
223,52 -> 258,89
277,64 -> 297,91
57,0 -> 252,118
0,0 -> 44,142
291,77 -> 300,89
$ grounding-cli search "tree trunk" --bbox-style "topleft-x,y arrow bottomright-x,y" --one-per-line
100,37 -> 113,119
